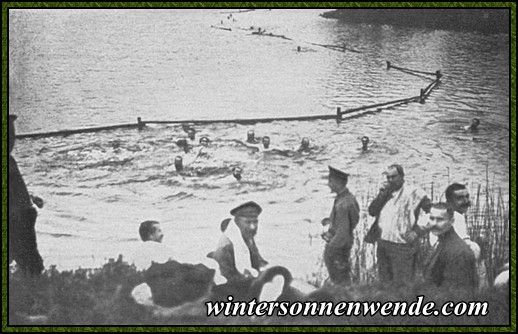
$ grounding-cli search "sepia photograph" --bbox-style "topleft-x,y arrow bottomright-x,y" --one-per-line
5,3 -> 513,328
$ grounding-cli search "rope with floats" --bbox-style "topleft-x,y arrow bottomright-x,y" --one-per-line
15,61 -> 441,140
387,61 -> 442,80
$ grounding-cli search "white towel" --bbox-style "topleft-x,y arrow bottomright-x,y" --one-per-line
224,220 -> 259,277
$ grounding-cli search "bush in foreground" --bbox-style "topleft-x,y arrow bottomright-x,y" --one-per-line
8,256 -> 510,326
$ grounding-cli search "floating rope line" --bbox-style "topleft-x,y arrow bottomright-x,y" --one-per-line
387,61 -> 442,79
15,123 -> 139,140
16,62 -> 441,140
214,24 -> 361,54
210,25 -> 232,32
337,61 -> 442,121
308,42 -> 361,53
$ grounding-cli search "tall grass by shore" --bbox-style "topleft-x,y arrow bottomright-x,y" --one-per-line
7,177 -> 510,326
307,178 -> 510,288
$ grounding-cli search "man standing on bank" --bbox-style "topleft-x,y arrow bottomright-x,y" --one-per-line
322,166 -> 360,285
9,115 -> 44,275
424,203 -> 478,295
368,164 -> 431,286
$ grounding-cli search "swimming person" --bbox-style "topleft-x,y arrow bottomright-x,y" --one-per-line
361,136 -> 370,151
246,130 -> 260,144
464,118 -> 480,132
199,136 -> 210,147
187,128 -> 196,141
174,156 -> 184,172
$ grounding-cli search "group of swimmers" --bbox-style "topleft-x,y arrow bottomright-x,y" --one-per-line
170,117 -> 482,178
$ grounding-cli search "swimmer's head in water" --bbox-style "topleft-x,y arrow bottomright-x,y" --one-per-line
301,137 -> 310,149
472,118 -> 480,128
187,128 -> 196,140
199,136 -> 210,146
232,167 -> 242,180
174,156 -> 183,172
247,130 -> 256,142
262,136 -> 270,149
361,136 -> 370,149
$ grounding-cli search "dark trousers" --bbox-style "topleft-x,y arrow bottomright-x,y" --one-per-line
9,207 -> 44,275
377,239 -> 417,286
324,244 -> 351,285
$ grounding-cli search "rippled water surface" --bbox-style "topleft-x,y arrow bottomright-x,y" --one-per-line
9,9 -> 510,278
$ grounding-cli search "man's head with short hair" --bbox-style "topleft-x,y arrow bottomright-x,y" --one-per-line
445,183 -> 471,214
199,136 -> 210,146
361,136 -> 369,150
384,164 -> 405,191
187,128 -> 196,140
232,167 -> 242,181
139,220 -> 164,243
427,203 -> 454,236
301,137 -> 310,150
262,136 -> 270,149
247,130 -> 256,143
174,156 -> 183,172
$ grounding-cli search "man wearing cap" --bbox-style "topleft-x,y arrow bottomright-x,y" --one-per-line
368,164 -> 431,286
322,166 -> 360,285
208,201 -> 268,282
9,115 -> 44,275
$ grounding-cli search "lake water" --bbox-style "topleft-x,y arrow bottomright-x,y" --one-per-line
8,9 -> 510,280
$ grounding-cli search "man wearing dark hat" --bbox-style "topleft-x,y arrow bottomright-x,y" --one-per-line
9,115 -> 44,275
208,201 -> 268,282
322,166 -> 360,285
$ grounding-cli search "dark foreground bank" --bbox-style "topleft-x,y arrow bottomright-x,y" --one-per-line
7,256 -> 510,327
321,9 -> 509,34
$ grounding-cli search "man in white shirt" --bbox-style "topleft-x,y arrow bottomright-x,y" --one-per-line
368,164 -> 431,286
444,183 -> 485,286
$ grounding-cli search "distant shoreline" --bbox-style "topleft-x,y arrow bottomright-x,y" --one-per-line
321,9 -> 509,34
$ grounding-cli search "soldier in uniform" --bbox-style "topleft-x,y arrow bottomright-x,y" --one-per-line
208,201 -> 268,283
322,166 -> 360,285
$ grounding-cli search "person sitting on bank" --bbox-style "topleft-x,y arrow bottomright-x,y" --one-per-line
208,201 -> 268,282
131,220 -> 227,315
208,201 -> 308,302
9,114 -> 45,276
133,220 -> 172,270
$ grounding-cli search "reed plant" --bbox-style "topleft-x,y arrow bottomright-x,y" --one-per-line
308,177 -> 510,288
